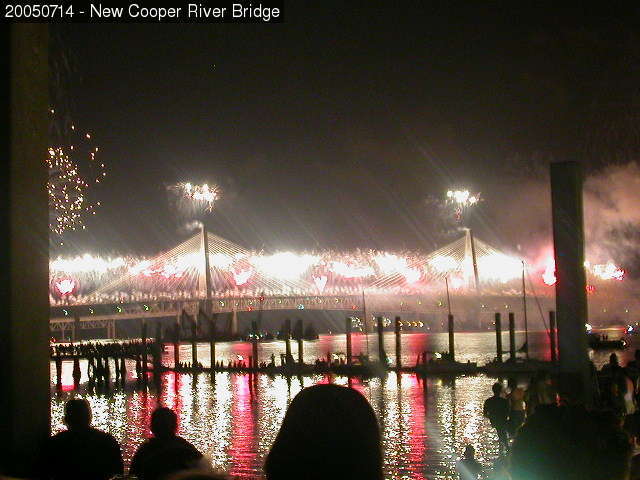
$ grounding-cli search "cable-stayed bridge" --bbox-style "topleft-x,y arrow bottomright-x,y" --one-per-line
49,227 -> 537,335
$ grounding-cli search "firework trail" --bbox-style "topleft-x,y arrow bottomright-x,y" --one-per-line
47,108 -> 106,236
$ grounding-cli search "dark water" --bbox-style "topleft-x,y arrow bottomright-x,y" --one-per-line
51,328 -> 631,479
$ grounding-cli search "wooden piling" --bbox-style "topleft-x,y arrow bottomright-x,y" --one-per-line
251,320 -> 259,369
394,316 -> 402,369
173,316 -> 181,369
284,318 -> 292,364
209,314 -> 217,370
508,312 -> 516,361
448,313 -> 455,361
72,356 -> 81,388
55,355 -> 62,388
377,316 -> 386,365
345,317 -> 352,366
141,318 -> 148,375
297,337 -> 304,365
120,356 -> 126,385
495,313 -> 503,363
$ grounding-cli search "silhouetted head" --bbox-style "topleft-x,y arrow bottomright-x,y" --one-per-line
610,353 -> 619,366
511,406 -> 631,480
151,407 -> 178,438
508,378 -> 517,390
463,445 -> 475,459
64,399 -> 92,430
265,384 -> 382,480
492,382 -> 503,396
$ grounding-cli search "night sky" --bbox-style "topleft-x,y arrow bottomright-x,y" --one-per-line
52,4 -> 640,257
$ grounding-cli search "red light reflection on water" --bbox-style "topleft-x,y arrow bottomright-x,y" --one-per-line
406,374 -> 427,480
228,374 -> 258,478
122,388 -> 155,463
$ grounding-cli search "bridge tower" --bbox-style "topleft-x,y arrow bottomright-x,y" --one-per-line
199,223 -> 213,315
463,228 -> 481,293
464,228 -> 482,328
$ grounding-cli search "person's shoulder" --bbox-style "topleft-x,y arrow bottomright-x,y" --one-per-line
48,429 -> 71,445
87,427 -> 120,445
175,435 -> 201,453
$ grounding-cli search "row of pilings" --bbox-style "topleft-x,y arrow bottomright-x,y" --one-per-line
52,310 -> 561,391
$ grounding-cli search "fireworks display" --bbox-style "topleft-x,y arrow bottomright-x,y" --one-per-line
47,110 -> 106,236
446,189 -> 481,221
170,182 -> 221,218
541,256 -> 626,286
47,229 -> 627,307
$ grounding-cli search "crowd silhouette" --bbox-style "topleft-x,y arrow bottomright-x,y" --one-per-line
40,361 -> 640,480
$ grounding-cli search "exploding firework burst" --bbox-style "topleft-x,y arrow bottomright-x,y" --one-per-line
446,189 -> 481,221
169,182 -> 221,218
47,109 -> 105,236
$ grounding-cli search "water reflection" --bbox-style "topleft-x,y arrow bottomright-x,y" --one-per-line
51,330 -> 636,479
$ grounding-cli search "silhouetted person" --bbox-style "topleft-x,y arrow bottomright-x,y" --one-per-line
483,382 -> 509,453
526,371 -> 556,415
39,399 -> 123,480
507,377 -> 526,437
130,407 -> 203,480
511,406 -> 631,480
602,352 -> 632,414
456,445 -> 482,480
72,356 -> 81,388
265,384 -> 383,480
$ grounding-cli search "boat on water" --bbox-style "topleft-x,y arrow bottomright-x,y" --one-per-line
587,332 -> 627,350
483,358 -> 554,375
413,359 -> 479,375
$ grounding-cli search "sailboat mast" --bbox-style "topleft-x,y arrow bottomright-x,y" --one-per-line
522,260 -> 529,359
362,290 -> 369,358
445,276 -> 452,317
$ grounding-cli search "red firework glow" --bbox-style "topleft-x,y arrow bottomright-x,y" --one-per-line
540,255 -> 625,286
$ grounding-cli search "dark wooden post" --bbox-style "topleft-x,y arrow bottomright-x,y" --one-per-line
394,316 -> 402,369
284,318 -> 292,364
297,337 -> 304,365
209,314 -> 217,370
173,315 -> 181,369
55,355 -> 63,389
550,161 -> 591,403
377,316 -> 386,365
345,317 -> 353,366
141,318 -> 148,375
495,313 -> 503,363
251,320 -> 259,369
120,356 -> 126,386
448,313 -> 455,361
508,312 -> 516,361
72,355 -> 81,388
